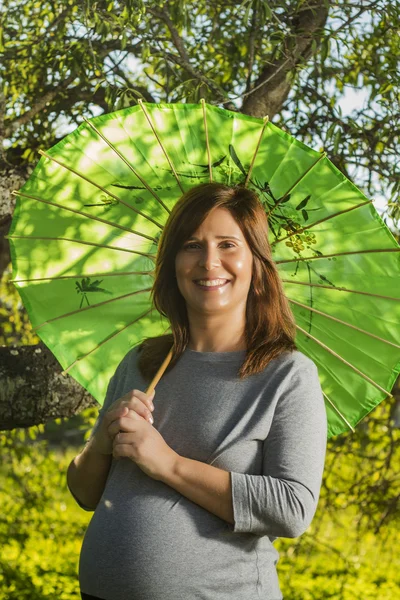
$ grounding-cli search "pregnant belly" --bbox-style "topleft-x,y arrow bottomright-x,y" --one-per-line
78,460 -> 274,600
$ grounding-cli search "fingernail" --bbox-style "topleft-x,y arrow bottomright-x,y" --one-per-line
149,416 -> 154,424
150,403 -> 154,411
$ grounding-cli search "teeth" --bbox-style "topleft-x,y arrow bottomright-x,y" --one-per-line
196,279 -> 227,286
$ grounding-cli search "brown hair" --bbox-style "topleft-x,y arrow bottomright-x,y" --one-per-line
137,182 -> 297,382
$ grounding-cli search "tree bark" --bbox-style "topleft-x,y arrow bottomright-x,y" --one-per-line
0,341 -> 97,430
0,163 -> 29,275
241,1 -> 330,118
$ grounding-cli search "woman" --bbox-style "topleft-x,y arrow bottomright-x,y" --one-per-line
69,182 -> 327,600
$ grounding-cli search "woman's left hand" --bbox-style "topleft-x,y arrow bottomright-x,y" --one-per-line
111,418 -> 180,482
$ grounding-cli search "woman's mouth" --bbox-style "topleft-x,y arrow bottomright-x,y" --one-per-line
194,279 -> 230,291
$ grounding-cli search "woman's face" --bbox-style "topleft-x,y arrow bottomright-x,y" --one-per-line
175,207 -> 254,316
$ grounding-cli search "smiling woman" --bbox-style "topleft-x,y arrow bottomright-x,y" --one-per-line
138,181 -> 298,380
175,204 -> 255,352
76,182 -> 327,600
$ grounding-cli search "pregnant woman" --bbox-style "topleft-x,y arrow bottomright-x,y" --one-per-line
67,182 -> 327,600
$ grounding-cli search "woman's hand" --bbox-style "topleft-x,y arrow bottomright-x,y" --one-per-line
90,388 -> 156,455
110,399 -> 180,482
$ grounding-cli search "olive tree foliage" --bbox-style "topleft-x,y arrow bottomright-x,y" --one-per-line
0,0 -> 399,549
1,0 -> 399,217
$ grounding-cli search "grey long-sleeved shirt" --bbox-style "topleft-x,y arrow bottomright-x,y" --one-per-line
73,345 -> 327,600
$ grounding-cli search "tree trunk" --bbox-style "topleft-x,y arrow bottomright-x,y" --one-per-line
0,163 -> 28,276
241,2 -> 330,119
0,341 -> 98,430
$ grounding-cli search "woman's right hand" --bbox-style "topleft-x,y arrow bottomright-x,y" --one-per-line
89,388 -> 156,455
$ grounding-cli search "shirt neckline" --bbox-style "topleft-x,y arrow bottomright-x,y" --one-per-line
183,348 -> 247,362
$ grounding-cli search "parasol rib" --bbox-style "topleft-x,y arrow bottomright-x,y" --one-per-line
82,116 -> 171,215
280,279 -> 400,302
61,308 -> 154,375
6,235 -> 156,258
244,116 -> 269,188
38,150 -> 165,229
271,199 -> 373,246
276,248 -> 400,264
200,99 -> 213,182
322,391 -> 355,433
289,298 -> 400,349
137,99 -> 185,193
295,323 -> 394,397
9,270 -> 153,284
11,190 -> 161,241
32,288 -> 153,332
266,152 -> 326,217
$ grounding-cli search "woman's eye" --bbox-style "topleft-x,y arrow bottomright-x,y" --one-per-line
183,242 -> 235,250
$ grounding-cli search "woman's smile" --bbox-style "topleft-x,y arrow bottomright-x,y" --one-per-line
194,280 -> 230,291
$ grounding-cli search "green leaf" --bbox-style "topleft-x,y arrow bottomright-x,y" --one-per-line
229,145 -> 247,176
121,31 -> 128,50
301,209 -> 309,221
296,195 -> 311,211
379,82 -> 393,95
244,2 -> 252,25
333,129 -> 342,154
326,122 -> 336,139
321,37 -> 330,63
262,1 -> 272,20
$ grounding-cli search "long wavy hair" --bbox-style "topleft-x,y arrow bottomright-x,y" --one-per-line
137,182 -> 297,382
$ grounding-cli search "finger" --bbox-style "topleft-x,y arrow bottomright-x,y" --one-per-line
113,431 -> 128,444
107,389 -> 153,422
108,413 -> 145,438
120,399 -> 154,422
110,414 -> 139,435
113,428 -> 136,445
108,399 -> 152,425
129,388 -> 155,411
125,394 -> 154,418
123,390 -> 155,416
112,441 -> 130,460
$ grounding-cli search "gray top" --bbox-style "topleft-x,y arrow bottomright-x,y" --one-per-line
74,345 -> 327,600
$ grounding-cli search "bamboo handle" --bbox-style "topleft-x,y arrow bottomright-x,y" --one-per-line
117,346 -> 174,436
145,346 -> 174,396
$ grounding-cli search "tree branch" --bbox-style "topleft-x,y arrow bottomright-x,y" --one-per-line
326,0 -> 383,39
4,74 -> 76,138
147,6 -> 231,106
241,0 -> 331,118
245,2 -> 260,94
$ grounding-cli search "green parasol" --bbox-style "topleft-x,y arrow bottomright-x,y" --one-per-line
6,100 -> 400,439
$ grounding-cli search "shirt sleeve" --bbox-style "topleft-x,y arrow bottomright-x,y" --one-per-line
87,370 -> 119,443
67,353 -> 129,512
230,361 -> 327,538
87,344 -> 140,442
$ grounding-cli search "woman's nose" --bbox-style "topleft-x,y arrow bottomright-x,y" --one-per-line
198,247 -> 221,269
